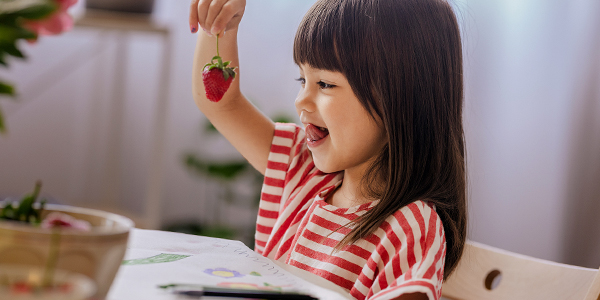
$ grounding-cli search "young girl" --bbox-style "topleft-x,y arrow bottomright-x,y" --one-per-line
188,0 -> 466,299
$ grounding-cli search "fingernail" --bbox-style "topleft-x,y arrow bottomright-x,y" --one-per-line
191,26 -> 197,33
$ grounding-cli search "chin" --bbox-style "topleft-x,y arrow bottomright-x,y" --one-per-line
315,166 -> 336,174
312,158 -> 340,174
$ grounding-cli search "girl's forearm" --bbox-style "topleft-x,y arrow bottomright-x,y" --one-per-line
190,29 -> 275,174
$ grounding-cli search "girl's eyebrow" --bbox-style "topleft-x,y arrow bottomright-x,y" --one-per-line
316,73 -> 343,85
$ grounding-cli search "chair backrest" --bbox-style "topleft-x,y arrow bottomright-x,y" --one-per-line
585,268 -> 600,300
442,240 -> 600,300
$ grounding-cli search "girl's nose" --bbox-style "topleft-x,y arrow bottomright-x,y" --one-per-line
295,89 -> 315,114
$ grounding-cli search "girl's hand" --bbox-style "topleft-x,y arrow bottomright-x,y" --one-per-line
189,0 -> 246,36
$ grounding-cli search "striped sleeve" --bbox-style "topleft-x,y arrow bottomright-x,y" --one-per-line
368,201 -> 446,300
254,123 -> 302,254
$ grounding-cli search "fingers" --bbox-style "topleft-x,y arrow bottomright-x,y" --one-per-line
204,0 -> 228,35
196,0 -> 212,33
189,0 -> 200,33
211,2 -> 240,35
194,0 -> 244,36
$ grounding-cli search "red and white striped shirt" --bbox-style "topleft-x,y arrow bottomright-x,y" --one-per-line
255,123 -> 446,300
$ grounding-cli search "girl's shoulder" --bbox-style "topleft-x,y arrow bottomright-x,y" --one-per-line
383,199 -> 443,241
396,199 -> 438,217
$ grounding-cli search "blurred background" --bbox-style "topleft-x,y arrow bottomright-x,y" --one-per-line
0,0 -> 598,269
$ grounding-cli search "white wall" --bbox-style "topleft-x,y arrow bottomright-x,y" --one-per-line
459,0 -> 600,266
0,0 -> 599,266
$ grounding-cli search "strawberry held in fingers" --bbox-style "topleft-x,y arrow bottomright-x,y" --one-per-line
202,35 -> 237,102
202,58 -> 236,102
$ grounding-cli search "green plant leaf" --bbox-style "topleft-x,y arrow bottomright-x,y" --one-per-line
272,114 -> 294,124
0,181 -> 45,223
0,24 -> 20,42
162,221 -> 236,239
0,24 -> 37,43
199,225 -> 236,239
0,14 -> 17,26
0,203 -> 14,219
0,0 -> 57,20
16,181 -> 41,221
2,42 -> 24,58
206,162 -> 247,179
16,4 -> 56,20
0,108 -> 5,133
204,121 -> 218,133
184,154 -> 249,180
0,81 -> 15,96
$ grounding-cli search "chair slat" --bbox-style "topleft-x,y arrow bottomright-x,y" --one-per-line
584,266 -> 600,300
442,241 -> 598,300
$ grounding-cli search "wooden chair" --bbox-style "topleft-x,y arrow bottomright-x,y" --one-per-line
442,240 -> 600,300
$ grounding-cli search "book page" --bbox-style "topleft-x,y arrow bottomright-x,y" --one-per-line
107,229 -> 353,300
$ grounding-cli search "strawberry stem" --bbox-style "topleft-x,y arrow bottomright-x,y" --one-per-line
216,34 -> 220,58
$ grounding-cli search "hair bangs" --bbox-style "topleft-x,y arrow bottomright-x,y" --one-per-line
293,1 -> 343,72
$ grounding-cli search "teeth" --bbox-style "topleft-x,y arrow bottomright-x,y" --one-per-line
317,126 -> 327,132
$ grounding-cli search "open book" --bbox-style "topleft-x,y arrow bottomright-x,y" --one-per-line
107,229 -> 353,300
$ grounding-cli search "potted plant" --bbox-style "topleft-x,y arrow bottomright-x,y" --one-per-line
0,182 -> 134,299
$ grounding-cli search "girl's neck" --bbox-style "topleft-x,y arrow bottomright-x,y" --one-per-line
327,165 -> 378,208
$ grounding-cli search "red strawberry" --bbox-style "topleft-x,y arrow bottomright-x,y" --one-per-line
202,35 -> 236,102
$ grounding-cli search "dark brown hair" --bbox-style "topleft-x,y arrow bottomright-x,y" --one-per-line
293,0 -> 467,279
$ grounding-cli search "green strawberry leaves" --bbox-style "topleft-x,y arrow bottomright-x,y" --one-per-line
203,55 -> 236,81
202,34 -> 236,82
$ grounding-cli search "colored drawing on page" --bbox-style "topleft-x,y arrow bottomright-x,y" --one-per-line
262,282 -> 287,291
216,282 -> 263,290
122,253 -> 191,265
204,268 -> 244,278
249,271 -> 261,276
216,282 -> 287,291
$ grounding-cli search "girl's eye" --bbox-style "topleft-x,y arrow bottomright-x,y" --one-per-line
317,81 -> 335,89
295,77 -> 306,85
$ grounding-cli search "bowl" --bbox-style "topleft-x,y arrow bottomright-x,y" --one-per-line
0,265 -> 95,300
0,204 -> 134,299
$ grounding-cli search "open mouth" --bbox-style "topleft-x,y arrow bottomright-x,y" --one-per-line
305,124 -> 329,143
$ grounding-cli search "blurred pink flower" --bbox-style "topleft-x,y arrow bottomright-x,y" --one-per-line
25,0 -> 78,37
41,212 -> 91,231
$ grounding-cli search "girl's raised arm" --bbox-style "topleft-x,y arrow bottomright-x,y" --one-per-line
189,0 -> 275,175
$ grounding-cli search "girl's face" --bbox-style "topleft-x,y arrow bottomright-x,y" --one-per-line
295,64 -> 387,175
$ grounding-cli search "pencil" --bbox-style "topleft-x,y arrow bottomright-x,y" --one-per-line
175,286 -> 319,299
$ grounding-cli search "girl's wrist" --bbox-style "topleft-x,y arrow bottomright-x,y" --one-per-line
200,27 -> 239,38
